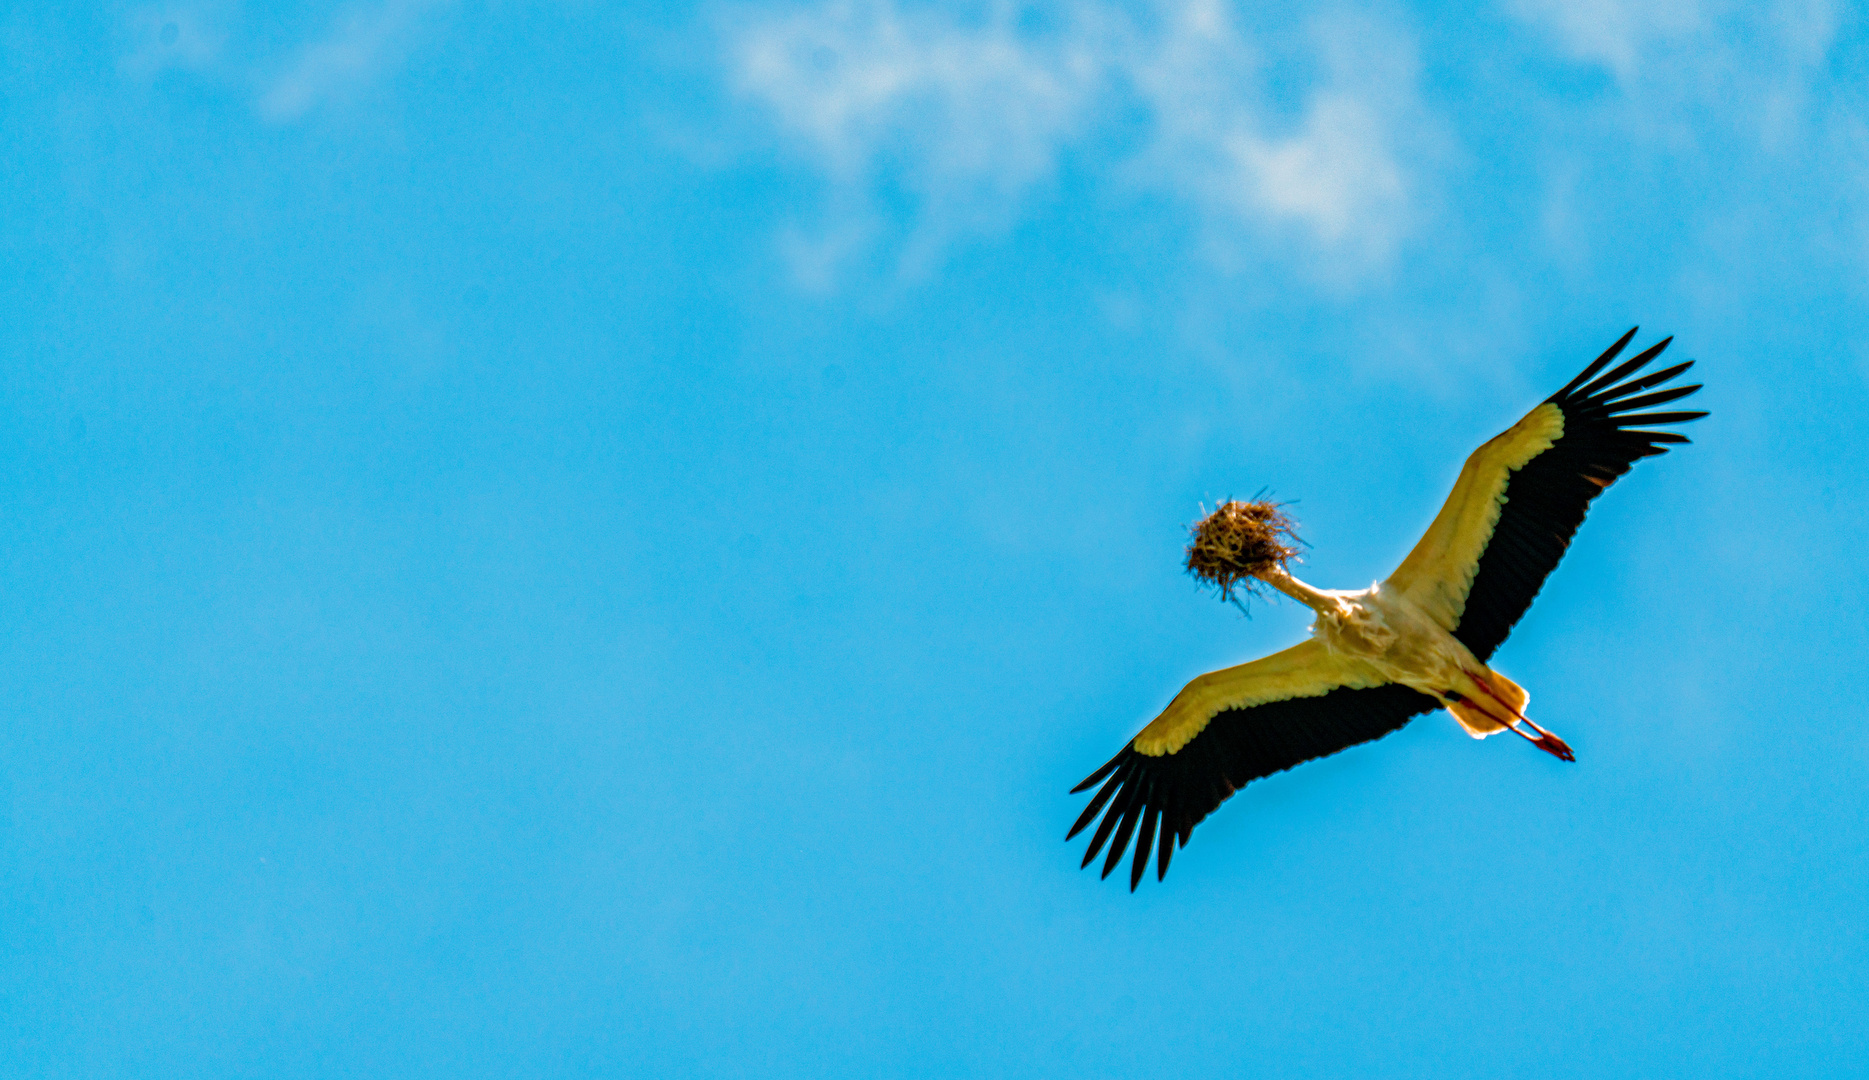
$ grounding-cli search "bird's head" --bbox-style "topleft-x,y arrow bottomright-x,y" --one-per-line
1185,499 -> 1303,611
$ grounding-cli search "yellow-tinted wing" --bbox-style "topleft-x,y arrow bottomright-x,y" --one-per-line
1068,641 -> 1439,890
1386,402 -> 1565,632
1131,640 -> 1381,756
1386,328 -> 1706,660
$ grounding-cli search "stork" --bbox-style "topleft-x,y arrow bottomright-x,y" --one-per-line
1068,328 -> 1707,890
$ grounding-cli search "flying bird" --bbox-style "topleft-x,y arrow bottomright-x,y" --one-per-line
1068,328 -> 1707,890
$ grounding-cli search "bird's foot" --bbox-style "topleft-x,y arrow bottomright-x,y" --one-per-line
1529,729 -> 1575,762
1514,720 -> 1575,762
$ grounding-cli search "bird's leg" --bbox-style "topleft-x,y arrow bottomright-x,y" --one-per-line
1505,716 -> 1575,761
1516,718 -> 1574,762
1460,672 -> 1575,763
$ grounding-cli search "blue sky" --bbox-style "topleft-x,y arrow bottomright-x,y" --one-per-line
4,1 -> 1868,1076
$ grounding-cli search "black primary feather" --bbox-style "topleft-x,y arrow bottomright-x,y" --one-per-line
1069,684 -> 1440,890
1449,331 -> 1706,661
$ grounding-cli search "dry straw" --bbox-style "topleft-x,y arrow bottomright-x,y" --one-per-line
1184,499 -> 1303,610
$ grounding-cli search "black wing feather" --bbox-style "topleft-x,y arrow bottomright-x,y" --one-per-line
1070,752 -> 1125,795
1102,794 -> 1145,879
1615,410 -> 1706,426
1604,385 -> 1702,412
1066,764 -> 1129,840
1068,683 -> 1440,888
1552,326 -> 1638,399
1080,767 -> 1139,867
1450,330 -> 1707,661
1599,360 -> 1694,402
1577,337 -> 1673,398
1131,804 -> 1161,890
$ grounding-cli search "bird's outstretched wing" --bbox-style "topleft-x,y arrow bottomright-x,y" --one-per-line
1068,640 -> 1440,890
1387,328 -> 1707,660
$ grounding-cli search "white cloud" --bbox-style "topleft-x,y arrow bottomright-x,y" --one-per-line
258,0 -> 441,122
1505,0 -> 1703,78
1508,0 -> 1854,260
1234,100 -> 1405,245
1506,0 -> 1843,116
728,0 -> 1440,284
1122,5 -> 1431,268
731,0 -> 1111,281
734,1 -> 1103,181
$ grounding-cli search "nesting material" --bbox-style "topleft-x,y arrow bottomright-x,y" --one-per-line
1185,499 -> 1302,609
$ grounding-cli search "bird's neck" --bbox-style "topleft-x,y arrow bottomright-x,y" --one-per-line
1256,568 -> 1338,614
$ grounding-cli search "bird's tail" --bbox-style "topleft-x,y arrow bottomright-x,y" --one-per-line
1449,669 -> 1529,738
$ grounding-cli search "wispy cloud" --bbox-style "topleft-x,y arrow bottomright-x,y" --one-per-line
1504,0 -> 1704,79
728,0 -> 1441,285
735,1 -> 1104,182
1505,0 -> 1862,294
258,0 -> 442,122
1506,0 -> 1845,144
732,0 -> 1110,281
1121,5 -> 1434,269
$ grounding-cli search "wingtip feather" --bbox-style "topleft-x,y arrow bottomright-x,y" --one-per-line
1130,806 -> 1160,891
1070,750 -> 1127,794
1079,780 -> 1133,868
1578,337 -> 1673,400
1066,767 -> 1126,841
1617,410 -> 1708,426
1600,360 -> 1695,403
1553,326 -> 1638,400
1608,384 -> 1702,413
1101,798 -> 1145,880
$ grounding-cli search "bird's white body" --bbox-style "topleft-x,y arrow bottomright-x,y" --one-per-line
1262,570 -> 1510,737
